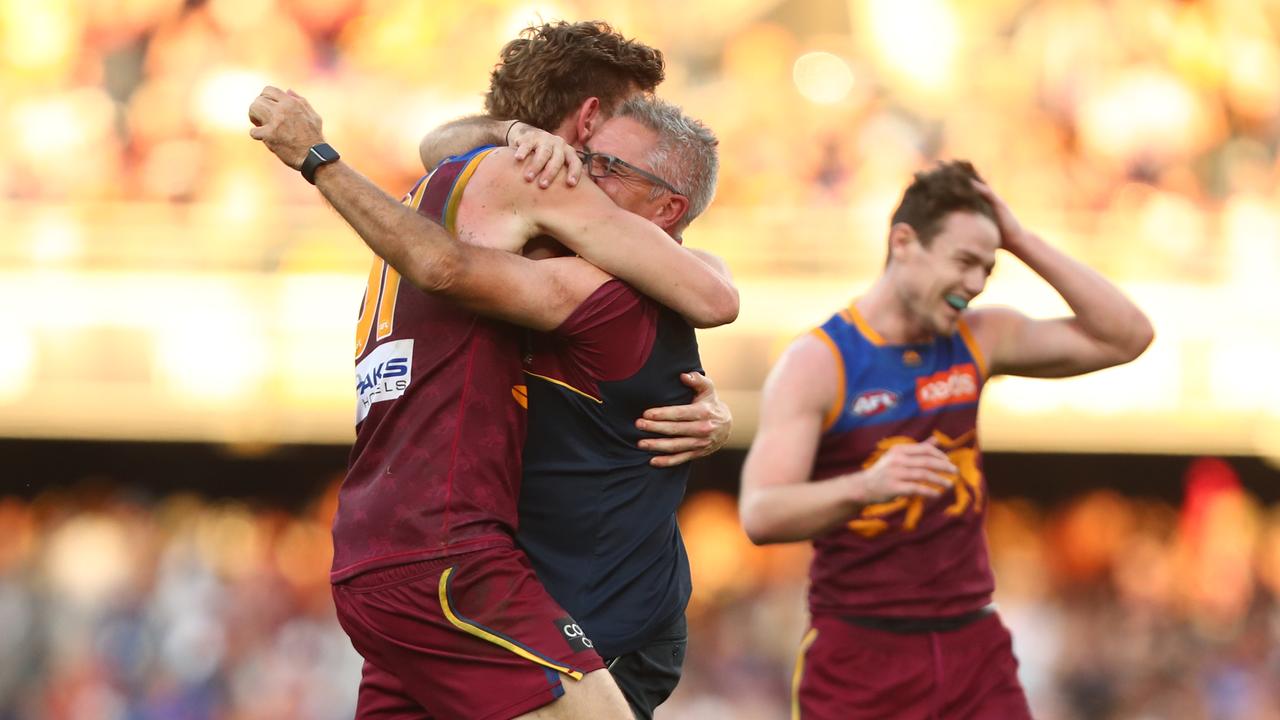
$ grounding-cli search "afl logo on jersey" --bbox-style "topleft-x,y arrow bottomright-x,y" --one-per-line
852,389 -> 899,418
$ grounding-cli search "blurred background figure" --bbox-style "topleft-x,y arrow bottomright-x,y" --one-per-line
2,1 -> 1279,718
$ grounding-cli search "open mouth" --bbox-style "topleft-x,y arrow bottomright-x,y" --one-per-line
944,294 -> 969,311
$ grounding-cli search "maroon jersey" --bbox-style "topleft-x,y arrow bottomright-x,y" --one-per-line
331,146 -> 526,582
807,305 -> 994,618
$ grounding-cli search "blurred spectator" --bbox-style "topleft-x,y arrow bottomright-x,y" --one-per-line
2,0 -> 1279,281
5,462 -> 1280,719
3,3 -> 1280,716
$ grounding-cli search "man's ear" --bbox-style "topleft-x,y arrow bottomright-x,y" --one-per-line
888,222 -> 919,263
574,97 -> 603,144
650,194 -> 690,235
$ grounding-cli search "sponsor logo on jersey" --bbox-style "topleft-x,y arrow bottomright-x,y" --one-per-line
851,389 -> 899,418
355,339 -> 413,424
915,363 -> 979,411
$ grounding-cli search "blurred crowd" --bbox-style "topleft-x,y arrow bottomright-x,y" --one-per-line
4,2 -> 1280,715
3,458 -> 1280,719
3,0 -> 1280,281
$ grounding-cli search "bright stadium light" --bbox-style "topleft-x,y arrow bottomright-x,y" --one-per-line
156,304 -> 267,403
1,1 -> 75,72
30,212 -> 82,265
12,95 -> 87,157
195,68 -> 273,133
502,4 -> 573,41
0,324 -> 35,403
792,51 -> 855,105
1223,196 -> 1280,290
1077,68 -> 1207,160
862,0 -> 958,91
1225,38 -> 1280,121
45,514 -> 136,608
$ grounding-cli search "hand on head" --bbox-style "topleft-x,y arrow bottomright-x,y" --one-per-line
248,86 -> 325,169
970,179 -> 1025,253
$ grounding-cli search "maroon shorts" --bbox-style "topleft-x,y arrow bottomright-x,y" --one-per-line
792,610 -> 1032,720
332,546 -> 606,720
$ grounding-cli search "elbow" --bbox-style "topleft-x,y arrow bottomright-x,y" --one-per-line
689,284 -> 740,329
1121,312 -> 1155,363
740,515 -> 770,546
743,522 -> 783,547
409,244 -> 464,296
738,497 -> 780,546
418,135 -> 439,172
743,526 -> 777,547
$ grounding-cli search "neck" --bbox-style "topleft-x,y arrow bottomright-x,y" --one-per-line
550,117 -> 580,145
855,275 -> 933,344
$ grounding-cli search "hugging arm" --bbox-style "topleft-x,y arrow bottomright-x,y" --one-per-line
420,117 -> 583,187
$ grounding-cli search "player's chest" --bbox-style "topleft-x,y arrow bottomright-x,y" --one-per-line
837,346 -> 981,431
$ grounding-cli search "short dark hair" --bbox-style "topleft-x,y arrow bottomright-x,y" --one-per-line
484,21 -> 665,131
890,160 -> 996,246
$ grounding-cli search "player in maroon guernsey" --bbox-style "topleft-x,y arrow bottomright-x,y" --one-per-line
249,25 -> 736,720
739,161 -> 1153,719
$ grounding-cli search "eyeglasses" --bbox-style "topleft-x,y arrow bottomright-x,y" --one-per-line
576,148 -> 684,197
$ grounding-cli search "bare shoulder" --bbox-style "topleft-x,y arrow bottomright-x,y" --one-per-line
764,332 -> 843,410
465,150 -> 614,215
453,148 -> 542,250
961,305 -> 1026,345
460,146 -> 522,196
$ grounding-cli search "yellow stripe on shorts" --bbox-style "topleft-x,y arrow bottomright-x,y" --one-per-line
792,627 -> 819,720
437,566 -> 585,681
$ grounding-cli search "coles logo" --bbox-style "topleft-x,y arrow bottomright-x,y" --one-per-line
915,363 -> 979,411
852,389 -> 899,418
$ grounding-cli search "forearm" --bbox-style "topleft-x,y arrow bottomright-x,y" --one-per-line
313,162 -> 460,293
740,474 -> 863,545
420,115 -> 512,171
557,217 -> 738,327
614,247 -> 738,328
1013,232 -> 1152,348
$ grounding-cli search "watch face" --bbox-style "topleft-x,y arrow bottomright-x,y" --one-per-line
312,144 -> 339,162
301,143 -> 340,183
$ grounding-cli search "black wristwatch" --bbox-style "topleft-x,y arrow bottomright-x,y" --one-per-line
300,143 -> 340,184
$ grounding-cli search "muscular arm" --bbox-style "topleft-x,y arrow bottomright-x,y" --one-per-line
739,336 -> 868,545
407,145 -> 738,328
313,151 -> 734,331
250,89 -> 735,330
309,153 -> 729,332
310,160 -> 608,331
967,185 -> 1154,377
524,171 -> 738,327
686,247 -> 733,281
740,335 -> 956,545
419,115 -> 511,170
